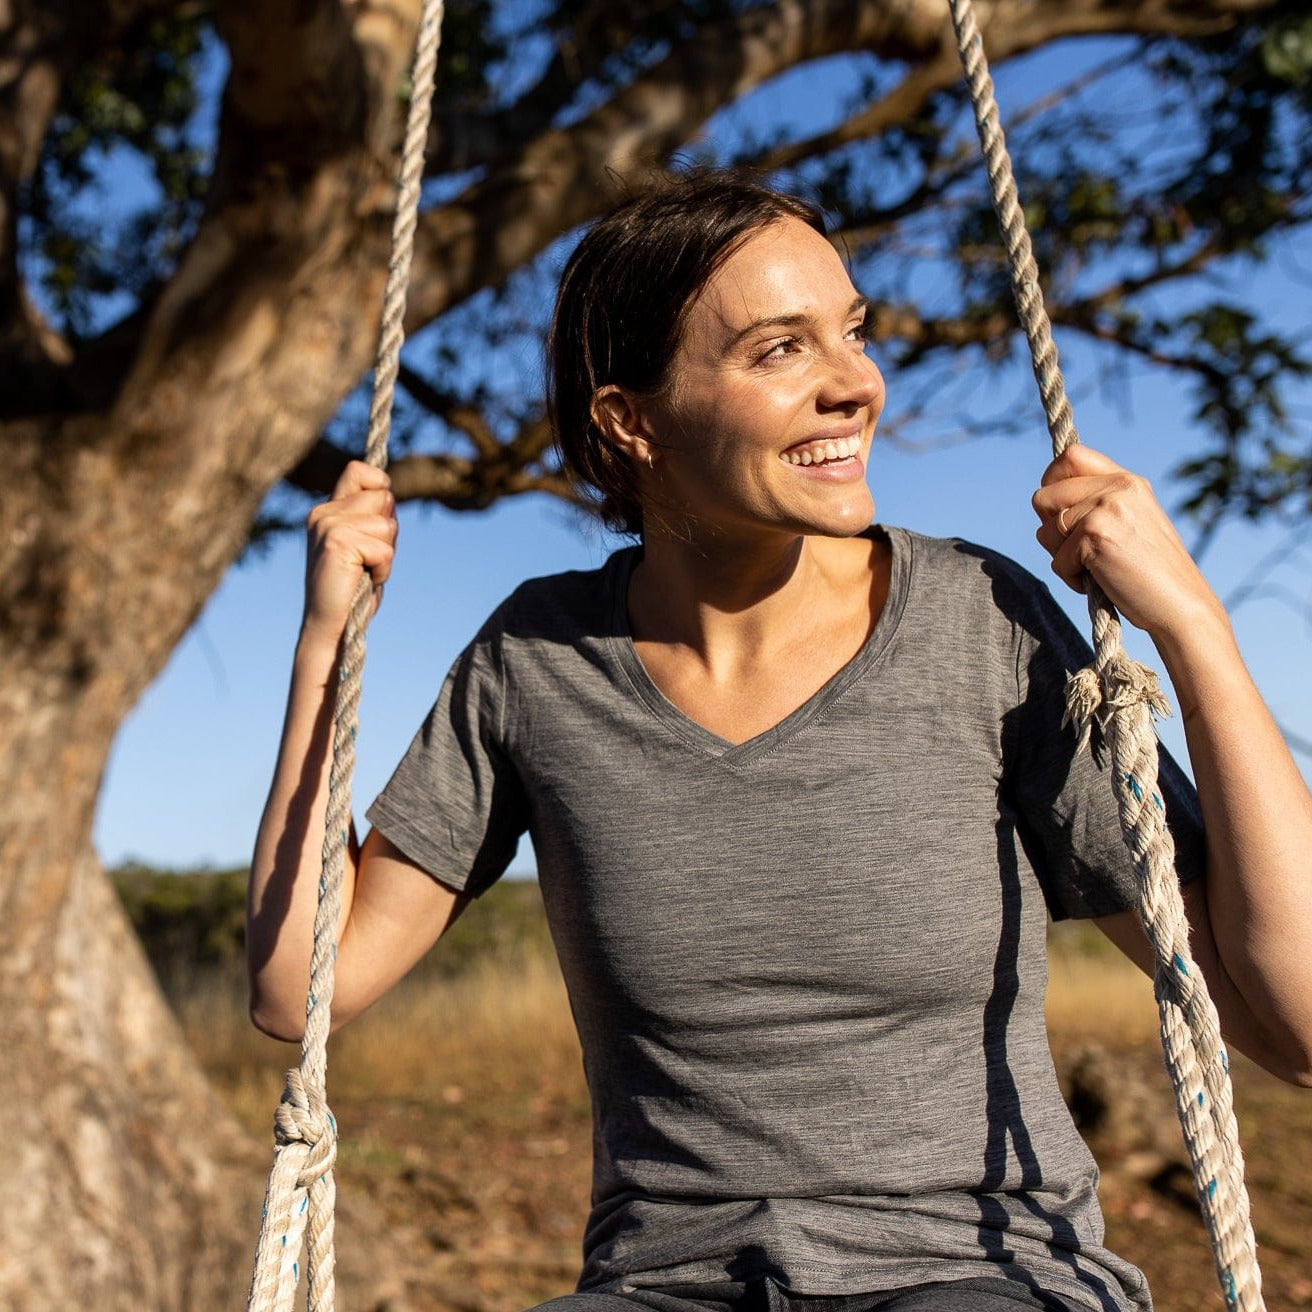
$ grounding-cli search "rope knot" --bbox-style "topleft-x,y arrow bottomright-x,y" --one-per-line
1063,653 -> 1171,753
273,1068 -> 337,1183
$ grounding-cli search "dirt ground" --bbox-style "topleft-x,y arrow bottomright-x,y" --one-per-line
320,1033 -> 1310,1312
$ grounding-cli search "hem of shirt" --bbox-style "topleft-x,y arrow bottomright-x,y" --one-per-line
581,1254 -> 1145,1312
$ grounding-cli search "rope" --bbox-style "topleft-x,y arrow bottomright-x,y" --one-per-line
245,3 -> 446,1309
945,3 -> 1264,1308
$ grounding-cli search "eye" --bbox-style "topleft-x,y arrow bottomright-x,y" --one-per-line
752,337 -> 800,365
846,310 -> 873,344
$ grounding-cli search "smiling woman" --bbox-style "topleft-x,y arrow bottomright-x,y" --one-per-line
247,170 -> 1312,1312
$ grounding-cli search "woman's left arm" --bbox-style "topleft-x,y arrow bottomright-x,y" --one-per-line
1033,443 -> 1312,1086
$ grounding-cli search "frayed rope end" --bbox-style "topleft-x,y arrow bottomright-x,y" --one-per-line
1063,654 -> 1172,753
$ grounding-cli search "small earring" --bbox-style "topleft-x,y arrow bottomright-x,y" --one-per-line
646,453 -> 655,469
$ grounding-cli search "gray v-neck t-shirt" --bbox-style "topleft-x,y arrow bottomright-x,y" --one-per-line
367,527 -> 1204,1312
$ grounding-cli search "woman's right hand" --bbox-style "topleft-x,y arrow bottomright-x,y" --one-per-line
301,460 -> 398,645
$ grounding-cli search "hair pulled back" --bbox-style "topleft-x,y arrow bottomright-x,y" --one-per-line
548,171 -> 826,536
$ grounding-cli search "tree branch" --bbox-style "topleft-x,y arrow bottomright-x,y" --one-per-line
0,0 -> 203,412
283,419 -> 573,512
404,0 -> 1282,333
212,0 -> 372,173
396,361 -> 500,458
427,0 -> 724,175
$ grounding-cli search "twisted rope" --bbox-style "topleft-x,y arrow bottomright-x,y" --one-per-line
946,3 -> 1263,1308
245,3 -> 446,1309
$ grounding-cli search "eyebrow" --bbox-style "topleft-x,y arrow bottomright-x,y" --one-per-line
724,294 -> 872,350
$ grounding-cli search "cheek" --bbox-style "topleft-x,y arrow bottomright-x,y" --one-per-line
689,386 -> 782,455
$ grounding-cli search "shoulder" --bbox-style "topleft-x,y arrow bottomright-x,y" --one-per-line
882,527 -> 1095,703
465,543 -> 636,659
888,526 -> 1062,629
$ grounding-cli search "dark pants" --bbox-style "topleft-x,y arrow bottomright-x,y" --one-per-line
533,1276 -> 1072,1312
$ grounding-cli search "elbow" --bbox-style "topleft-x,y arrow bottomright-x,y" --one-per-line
247,985 -> 306,1044
1264,1015 -> 1312,1088
1273,1045 -> 1312,1089
1232,1021 -> 1312,1088
247,981 -> 363,1041
1255,1053 -> 1312,1088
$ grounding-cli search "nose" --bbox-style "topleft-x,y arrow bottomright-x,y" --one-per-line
817,342 -> 885,415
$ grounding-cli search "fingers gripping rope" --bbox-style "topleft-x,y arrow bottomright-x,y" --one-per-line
946,2 -> 1264,1308
245,4 -> 446,1310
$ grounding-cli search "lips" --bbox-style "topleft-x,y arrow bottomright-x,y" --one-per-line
779,433 -> 862,467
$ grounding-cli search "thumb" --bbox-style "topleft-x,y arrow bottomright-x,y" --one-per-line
1040,442 -> 1121,487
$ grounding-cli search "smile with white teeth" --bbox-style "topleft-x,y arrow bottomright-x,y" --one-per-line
780,434 -> 862,466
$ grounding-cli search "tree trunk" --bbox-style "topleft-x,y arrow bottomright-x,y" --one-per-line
0,404 -> 408,1309
0,5 -> 413,1293
0,843 -> 264,1309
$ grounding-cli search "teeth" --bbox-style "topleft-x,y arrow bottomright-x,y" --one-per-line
781,435 -> 861,466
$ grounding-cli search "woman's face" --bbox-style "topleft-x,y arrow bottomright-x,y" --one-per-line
638,217 -> 885,544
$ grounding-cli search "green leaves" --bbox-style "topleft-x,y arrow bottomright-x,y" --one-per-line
25,13 -> 210,333
1171,303 -> 1312,525
1261,11 -> 1312,83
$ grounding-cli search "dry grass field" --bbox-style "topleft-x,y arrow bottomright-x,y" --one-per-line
173,885 -> 1310,1312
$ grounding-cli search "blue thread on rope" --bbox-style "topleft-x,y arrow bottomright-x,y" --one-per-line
1173,953 -> 1189,976
1124,772 -> 1143,802
1221,1047 -> 1231,1072
1152,790 -> 1164,812
1198,1091 -> 1205,1107
1224,1271 -> 1237,1306
1208,1178 -> 1218,1199
301,1196 -> 308,1214
293,1261 -> 299,1283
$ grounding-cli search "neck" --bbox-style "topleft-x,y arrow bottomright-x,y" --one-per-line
629,527 -> 869,660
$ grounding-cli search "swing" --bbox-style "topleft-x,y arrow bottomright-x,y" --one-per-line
243,3 -> 1265,1308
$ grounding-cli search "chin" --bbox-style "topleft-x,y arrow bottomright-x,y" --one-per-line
804,497 -> 876,538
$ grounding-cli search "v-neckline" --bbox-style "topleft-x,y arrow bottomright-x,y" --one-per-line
607,527 -> 911,765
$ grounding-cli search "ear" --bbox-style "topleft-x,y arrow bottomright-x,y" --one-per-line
590,385 -> 660,468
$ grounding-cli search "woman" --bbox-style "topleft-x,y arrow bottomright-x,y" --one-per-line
249,173 -> 1312,1312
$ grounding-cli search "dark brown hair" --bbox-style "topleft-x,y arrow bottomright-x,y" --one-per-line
548,171 -> 827,536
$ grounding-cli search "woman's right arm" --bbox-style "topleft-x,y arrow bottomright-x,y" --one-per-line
247,461 -> 466,1041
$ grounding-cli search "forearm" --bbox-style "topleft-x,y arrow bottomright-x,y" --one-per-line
1153,610 -> 1312,1081
247,626 -> 358,1040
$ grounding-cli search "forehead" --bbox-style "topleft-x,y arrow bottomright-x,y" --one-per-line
688,218 -> 857,339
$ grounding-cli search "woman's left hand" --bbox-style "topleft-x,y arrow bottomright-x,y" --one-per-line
1037,445 -> 1312,1086
1031,443 -> 1227,644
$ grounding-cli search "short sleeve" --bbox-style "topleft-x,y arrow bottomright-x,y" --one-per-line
999,569 -> 1207,921
365,611 -> 530,898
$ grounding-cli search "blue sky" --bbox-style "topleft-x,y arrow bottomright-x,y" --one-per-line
89,34 -> 1312,871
